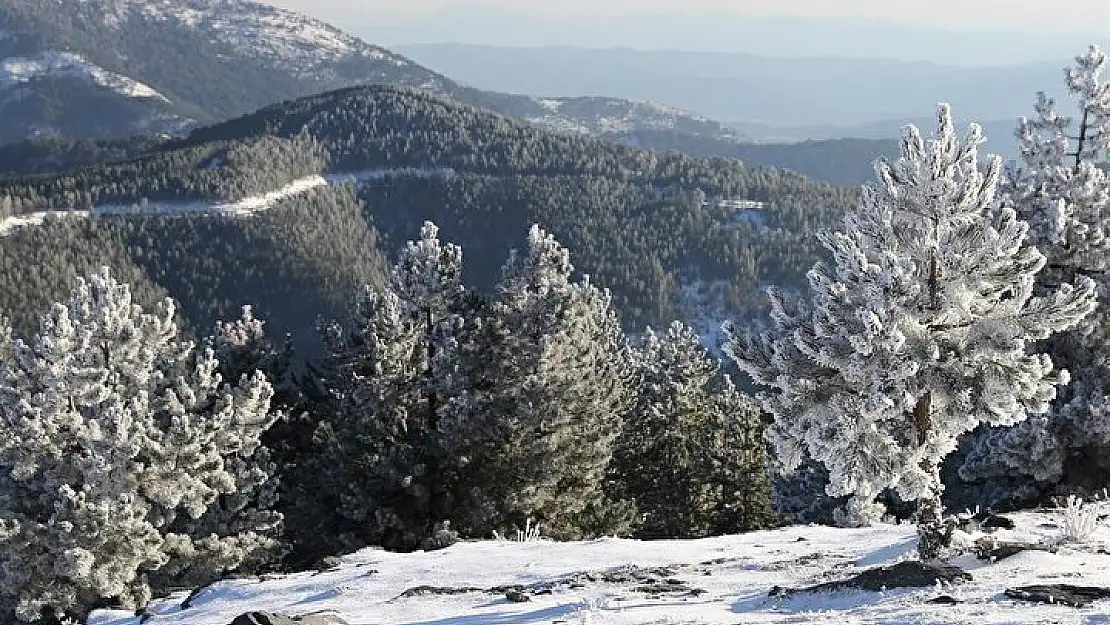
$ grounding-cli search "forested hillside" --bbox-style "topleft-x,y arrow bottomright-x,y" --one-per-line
611,130 -> 900,186
0,183 -> 387,354
0,85 -> 857,337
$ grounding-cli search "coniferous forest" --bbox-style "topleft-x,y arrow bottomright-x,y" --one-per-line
0,8 -> 1107,621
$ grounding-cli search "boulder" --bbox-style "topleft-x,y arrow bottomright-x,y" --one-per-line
227,612 -> 348,625
1005,585 -> 1110,608
974,537 -> 1055,561
771,561 -> 971,596
979,515 -> 1016,530
229,614 -> 297,625
927,595 -> 963,604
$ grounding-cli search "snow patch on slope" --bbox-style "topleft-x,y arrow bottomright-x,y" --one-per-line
525,97 -> 719,136
0,51 -> 171,102
0,175 -> 328,236
0,168 -> 469,237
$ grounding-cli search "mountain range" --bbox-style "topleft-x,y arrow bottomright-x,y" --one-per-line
0,0 -> 732,144
362,6 -> 1105,67
397,43 -> 1065,139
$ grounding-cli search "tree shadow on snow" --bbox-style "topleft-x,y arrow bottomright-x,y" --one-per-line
853,537 -> 918,567
380,602 -> 584,625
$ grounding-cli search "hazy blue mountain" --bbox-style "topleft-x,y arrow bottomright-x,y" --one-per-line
397,43 -> 1068,132
724,117 -> 1024,160
369,7 -> 1103,67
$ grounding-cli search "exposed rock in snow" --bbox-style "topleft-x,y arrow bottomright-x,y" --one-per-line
1006,584 -> 1110,608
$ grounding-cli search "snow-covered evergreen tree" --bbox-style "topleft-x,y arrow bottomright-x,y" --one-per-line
613,321 -> 774,538
727,104 -> 1096,557
447,225 -> 637,540
320,222 -> 470,551
147,307 -> 287,589
960,46 -> 1110,496
0,268 -> 279,623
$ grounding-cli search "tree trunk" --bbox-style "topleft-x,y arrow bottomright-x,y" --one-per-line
915,456 -> 951,561
1074,109 -> 1090,173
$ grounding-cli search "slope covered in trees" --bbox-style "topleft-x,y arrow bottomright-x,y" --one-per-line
611,130 -> 901,186
0,85 -> 857,333
0,184 -> 388,353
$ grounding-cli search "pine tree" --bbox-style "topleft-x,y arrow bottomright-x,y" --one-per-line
146,307 -> 289,589
320,222 -> 469,551
447,225 -> 637,540
960,45 -> 1110,496
727,105 -> 1096,558
613,321 -> 774,538
0,268 -> 279,623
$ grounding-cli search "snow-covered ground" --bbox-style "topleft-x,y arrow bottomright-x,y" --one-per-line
88,508 -> 1110,625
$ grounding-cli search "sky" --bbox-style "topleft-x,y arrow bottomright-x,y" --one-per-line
270,0 -> 1110,34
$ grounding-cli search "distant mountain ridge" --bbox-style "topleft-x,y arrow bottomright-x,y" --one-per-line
371,7 -> 1104,66
396,43 -> 1069,133
0,0 -> 733,144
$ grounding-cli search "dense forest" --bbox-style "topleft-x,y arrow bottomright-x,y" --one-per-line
611,130 -> 901,186
0,85 -> 858,333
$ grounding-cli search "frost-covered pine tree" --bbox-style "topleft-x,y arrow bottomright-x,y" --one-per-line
320,222 -> 470,551
0,268 -> 279,623
727,105 -> 1096,558
447,225 -> 637,540
613,321 -> 774,538
147,307 -> 287,590
960,46 -> 1110,496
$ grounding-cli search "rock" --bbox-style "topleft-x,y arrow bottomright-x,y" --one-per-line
837,561 -> 971,591
315,556 -> 343,572
229,614 -> 298,625
396,585 -> 482,598
505,589 -> 531,603
974,537 -> 1054,561
776,561 -> 971,596
927,595 -> 963,604
226,612 -> 348,625
1005,585 -> 1110,608
980,515 -> 1016,530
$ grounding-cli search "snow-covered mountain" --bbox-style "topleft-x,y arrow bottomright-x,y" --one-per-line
0,0 -> 733,144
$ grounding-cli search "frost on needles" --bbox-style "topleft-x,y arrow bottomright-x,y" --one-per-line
0,269 -> 281,623
726,103 -> 1097,557
959,45 -> 1110,498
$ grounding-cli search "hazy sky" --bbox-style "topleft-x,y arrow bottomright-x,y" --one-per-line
270,0 -> 1109,33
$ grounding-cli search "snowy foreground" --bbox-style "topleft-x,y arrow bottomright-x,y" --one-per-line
90,510 -> 1110,625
